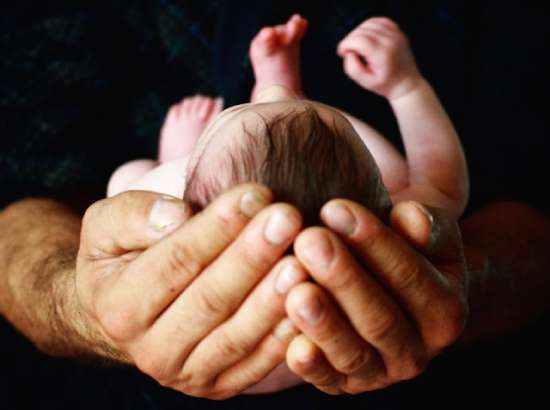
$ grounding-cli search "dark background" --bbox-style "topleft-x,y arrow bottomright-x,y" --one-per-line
1,1 -> 549,408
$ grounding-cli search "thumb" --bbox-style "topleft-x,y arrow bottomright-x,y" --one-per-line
80,190 -> 192,257
389,201 -> 463,264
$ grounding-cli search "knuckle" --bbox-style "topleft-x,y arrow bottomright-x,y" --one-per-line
366,308 -> 400,343
214,329 -> 248,360
396,353 -> 427,381
323,260 -> 359,291
175,368 -> 207,394
173,369 -> 215,398
195,286 -> 231,319
335,348 -> 371,375
135,352 -> 173,384
310,368 -> 337,388
391,260 -> 422,292
164,241 -> 203,286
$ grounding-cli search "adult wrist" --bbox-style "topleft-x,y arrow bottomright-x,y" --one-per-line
54,258 -> 129,364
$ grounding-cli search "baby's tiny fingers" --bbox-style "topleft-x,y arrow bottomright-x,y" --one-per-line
343,52 -> 370,81
337,33 -> 380,57
363,16 -> 400,31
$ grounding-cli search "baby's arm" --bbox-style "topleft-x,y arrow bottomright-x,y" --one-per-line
338,17 -> 468,217
388,79 -> 468,214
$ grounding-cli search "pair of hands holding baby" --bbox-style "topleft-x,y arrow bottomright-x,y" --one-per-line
74,19 -> 468,399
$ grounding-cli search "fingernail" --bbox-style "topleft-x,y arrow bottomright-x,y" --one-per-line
240,190 -> 268,218
275,264 -> 302,295
264,211 -> 297,245
273,318 -> 298,343
322,203 -> 357,236
412,202 -> 437,249
297,296 -> 323,325
149,196 -> 186,232
413,203 -> 434,226
300,233 -> 334,271
293,336 -> 316,364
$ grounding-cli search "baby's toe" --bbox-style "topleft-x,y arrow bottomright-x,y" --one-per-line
286,14 -> 308,44
181,97 -> 193,115
251,27 -> 279,54
197,97 -> 214,120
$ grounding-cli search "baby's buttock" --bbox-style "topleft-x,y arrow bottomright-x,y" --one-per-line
126,157 -> 190,198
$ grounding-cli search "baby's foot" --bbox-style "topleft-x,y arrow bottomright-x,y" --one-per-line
159,95 -> 223,163
249,14 -> 308,101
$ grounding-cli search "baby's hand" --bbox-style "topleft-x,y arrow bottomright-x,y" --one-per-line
337,17 -> 421,100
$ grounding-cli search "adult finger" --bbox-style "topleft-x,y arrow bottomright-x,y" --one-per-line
293,229 -> 422,379
80,190 -> 192,257
285,282 -> 391,386
287,334 -> 344,395
215,318 -> 300,397
320,200 -> 466,350
97,184 -> 273,337
183,256 -> 308,383
142,203 -> 302,383
390,201 -> 464,267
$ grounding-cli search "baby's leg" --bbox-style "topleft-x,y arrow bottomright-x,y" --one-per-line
249,14 -> 308,101
107,159 -> 157,197
159,95 -> 223,163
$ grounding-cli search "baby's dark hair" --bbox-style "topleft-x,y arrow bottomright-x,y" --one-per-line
184,106 -> 390,226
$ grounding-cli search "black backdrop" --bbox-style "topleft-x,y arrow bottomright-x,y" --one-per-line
1,1 -> 549,408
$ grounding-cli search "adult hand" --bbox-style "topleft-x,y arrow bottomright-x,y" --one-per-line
75,184 -> 309,399
284,200 -> 467,394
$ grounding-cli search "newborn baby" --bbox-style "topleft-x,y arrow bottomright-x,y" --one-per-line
108,15 -> 468,227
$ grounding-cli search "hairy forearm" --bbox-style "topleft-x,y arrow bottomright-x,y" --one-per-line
459,201 -> 550,346
0,198 -> 100,359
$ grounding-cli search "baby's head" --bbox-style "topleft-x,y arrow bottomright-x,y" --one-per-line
184,85 -> 391,226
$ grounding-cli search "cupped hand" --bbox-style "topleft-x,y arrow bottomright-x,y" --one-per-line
284,200 -> 468,394
75,184 -> 308,399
